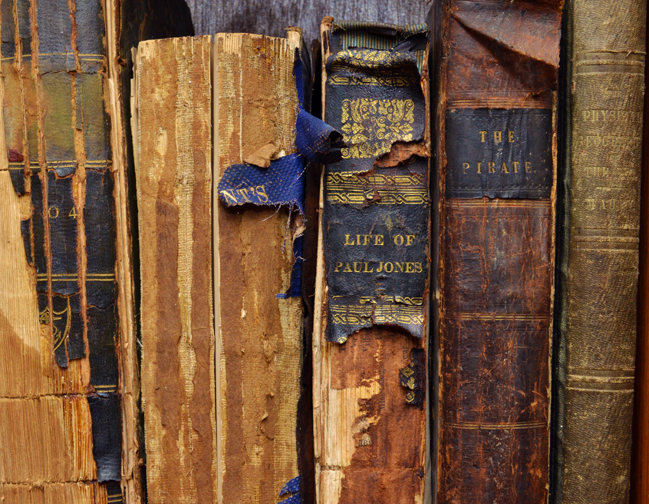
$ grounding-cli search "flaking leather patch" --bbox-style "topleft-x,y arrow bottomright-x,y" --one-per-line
88,393 -> 122,482
85,169 -> 117,309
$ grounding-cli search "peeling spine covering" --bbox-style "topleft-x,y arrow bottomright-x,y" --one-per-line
0,0 -> 142,502
1,0 -> 130,502
314,18 -> 430,504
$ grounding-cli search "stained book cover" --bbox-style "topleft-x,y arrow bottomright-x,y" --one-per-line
314,18 -> 430,504
429,1 -> 562,503
134,36 -> 216,504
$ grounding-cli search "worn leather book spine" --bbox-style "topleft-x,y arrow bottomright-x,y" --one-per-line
134,36 -> 216,504
0,1 -> 127,502
0,1 -> 193,503
213,32 -> 307,504
314,18 -> 430,504
554,1 -> 646,503
430,1 -> 562,502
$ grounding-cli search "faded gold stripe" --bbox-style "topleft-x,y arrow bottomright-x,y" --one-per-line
570,368 -> 635,378
446,199 -> 551,208
38,274 -> 114,281
445,420 -> 546,430
22,52 -> 105,58
576,51 -> 645,61
576,68 -> 644,75
567,384 -> 635,392
567,374 -> 634,383
572,243 -> 638,251
566,373 -> 635,390
573,227 -> 639,238
448,97 -> 552,109
451,313 -> 550,322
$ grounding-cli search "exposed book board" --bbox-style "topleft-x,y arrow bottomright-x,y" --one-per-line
134,36 -> 217,504
314,18 -> 430,504
553,1 -> 646,503
213,32 -> 307,504
430,1 -> 562,502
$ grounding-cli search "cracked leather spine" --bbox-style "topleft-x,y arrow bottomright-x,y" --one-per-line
430,1 -> 562,503
1,0 -> 123,497
553,1 -> 646,503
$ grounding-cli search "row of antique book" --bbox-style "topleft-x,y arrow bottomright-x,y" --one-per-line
0,0 -> 646,503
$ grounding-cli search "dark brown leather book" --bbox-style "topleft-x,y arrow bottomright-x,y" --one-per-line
429,1 -> 562,502
555,1 -> 646,503
314,18 -> 430,504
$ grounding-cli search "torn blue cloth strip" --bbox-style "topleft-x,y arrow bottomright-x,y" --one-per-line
278,494 -> 301,504
296,108 -> 342,164
277,235 -> 303,299
279,475 -> 301,497
217,154 -> 306,215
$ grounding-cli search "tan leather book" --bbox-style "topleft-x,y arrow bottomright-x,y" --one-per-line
134,36 -> 217,504
213,31 -> 308,504
313,18 -> 430,504
554,0 -> 646,502
430,1 -> 562,502
0,1 -> 191,502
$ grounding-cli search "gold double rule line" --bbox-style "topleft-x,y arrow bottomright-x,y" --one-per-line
445,420 -> 546,431
37,273 -> 115,282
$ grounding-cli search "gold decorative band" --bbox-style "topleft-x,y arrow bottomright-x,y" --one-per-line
329,74 -> 418,87
327,172 -> 427,205
451,312 -> 550,322
37,273 -> 115,282
330,303 -> 424,326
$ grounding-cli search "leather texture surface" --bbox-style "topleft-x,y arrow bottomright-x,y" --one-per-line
553,1 -> 646,503
430,1 -> 562,502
